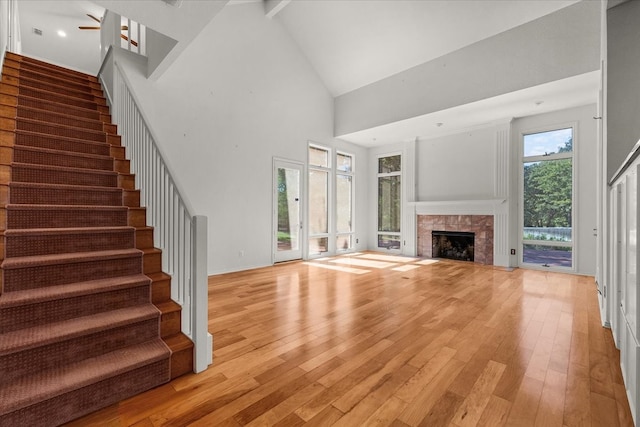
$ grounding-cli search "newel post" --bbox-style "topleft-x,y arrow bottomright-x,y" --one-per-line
192,215 -> 210,373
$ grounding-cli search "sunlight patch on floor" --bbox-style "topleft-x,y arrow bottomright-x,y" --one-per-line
330,258 -> 397,269
356,253 -> 420,263
415,259 -> 440,265
303,262 -> 370,274
392,265 -> 421,272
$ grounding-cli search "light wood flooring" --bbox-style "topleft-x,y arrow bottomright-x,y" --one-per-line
69,253 -> 634,426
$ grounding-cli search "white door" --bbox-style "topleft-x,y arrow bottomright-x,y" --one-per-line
274,160 -> 303,262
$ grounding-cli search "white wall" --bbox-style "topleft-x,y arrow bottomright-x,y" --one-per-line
607,0 -> 640,181
417,128 -> 496,201
111,2 -> 368,274
334,0 -> 600,138
512,104 -> 598,275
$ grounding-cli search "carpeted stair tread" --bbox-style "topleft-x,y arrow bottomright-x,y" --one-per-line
0,275 -> 152,334
11,162 -> 119,187
15,130 -> 111,156
9,182 -> 124,206
4,59 -> 97,87
16,117 -> 107,142
16,105 -> 105,131
0,338 -> 169,416
0,304 -> 160,355
9,66 -> 100,94
3,226 -> 135,257
6,75 -> 103,102
0,274 -> 151,308
18,85 -> 101,110
13,145 -> 113,170
15,95 -> 101,121
6,204 -> 129,230
1,248 -> 143,270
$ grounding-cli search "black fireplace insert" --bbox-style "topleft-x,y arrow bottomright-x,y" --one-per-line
432,231 -> 475,262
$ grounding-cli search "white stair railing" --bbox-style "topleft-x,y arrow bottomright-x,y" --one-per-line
110,61 -> 210,373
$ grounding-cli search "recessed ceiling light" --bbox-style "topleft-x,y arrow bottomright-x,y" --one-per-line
57,30 -> 67,38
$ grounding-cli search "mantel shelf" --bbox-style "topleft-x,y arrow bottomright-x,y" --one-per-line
410,199 -> 506,207
410,199 -> 507,216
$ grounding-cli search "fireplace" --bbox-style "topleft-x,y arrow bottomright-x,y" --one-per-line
417,215 -> 494,265
432,231 -> 474,262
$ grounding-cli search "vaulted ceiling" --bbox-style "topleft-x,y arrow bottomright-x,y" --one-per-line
15,0 -> 599,145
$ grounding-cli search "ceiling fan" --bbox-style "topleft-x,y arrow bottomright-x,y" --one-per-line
79,14 -> 138,47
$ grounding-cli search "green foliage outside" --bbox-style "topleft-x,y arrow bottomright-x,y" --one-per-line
523,138 -> 572,228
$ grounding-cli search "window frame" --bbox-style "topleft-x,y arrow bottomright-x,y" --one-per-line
336,150 -> 355,252
519,124 -> 577,272
376,152 -> 402,252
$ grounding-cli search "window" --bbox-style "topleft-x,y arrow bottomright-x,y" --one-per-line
336,152 -> 354,251
378,154 -> 401,250
308,145 -> 356,256
309,145 -> 330,256
522,127 -> 573,269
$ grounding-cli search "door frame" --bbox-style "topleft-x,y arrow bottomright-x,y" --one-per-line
272,158 -> 305,264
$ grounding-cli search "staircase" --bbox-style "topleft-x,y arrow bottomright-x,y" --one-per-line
0,53 -> 194,426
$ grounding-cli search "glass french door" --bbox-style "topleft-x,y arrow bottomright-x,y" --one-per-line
274,160 -> 303,262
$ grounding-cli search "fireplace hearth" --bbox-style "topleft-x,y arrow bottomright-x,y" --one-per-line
432,230 -> 475,262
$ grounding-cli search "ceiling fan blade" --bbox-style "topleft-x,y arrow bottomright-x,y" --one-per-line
87,14 -> 101,23
121,25 -> 129,31
79,26 -> 101,30
120,34 -> 138,47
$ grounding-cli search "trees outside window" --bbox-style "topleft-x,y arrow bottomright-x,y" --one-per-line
522,129 -> 573,268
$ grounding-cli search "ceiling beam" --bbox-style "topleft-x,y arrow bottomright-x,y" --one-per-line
264,0 -> 291,19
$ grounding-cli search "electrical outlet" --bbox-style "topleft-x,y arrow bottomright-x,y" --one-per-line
239,250 -> 244,257
510,249 -> 516,255
356,238 -> 359,244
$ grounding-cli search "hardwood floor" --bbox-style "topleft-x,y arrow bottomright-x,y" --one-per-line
68,253 -> 634,426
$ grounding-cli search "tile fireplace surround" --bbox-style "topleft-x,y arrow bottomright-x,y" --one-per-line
417,215 -> 494,265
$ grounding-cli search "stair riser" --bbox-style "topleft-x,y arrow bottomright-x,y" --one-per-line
18,86 -> 99,111
0,318 -> 159,383
9,186 -> 123,206
7,208 -> 128,229
11,166 -> 118,188
144,252 -> 162,275
2,256 -> 143,291
0,358 -> 169,427
5,230 -> 135,257
16,120 -> 106,143
17,107 -> 104,132
136,228 -> 154,249
161,311 -> 181,338
0,284 -> 150,334
14,148 -> 113,171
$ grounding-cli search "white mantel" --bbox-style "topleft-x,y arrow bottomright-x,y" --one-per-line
410,198 -> 507,215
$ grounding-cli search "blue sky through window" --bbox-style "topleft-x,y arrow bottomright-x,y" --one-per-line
523,128 -> 572,157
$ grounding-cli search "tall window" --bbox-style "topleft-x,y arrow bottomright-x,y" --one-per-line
336,152 -> 354,251
309,145 -> 330,255
522,127 -> 573,269
378,154 -> 401,250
